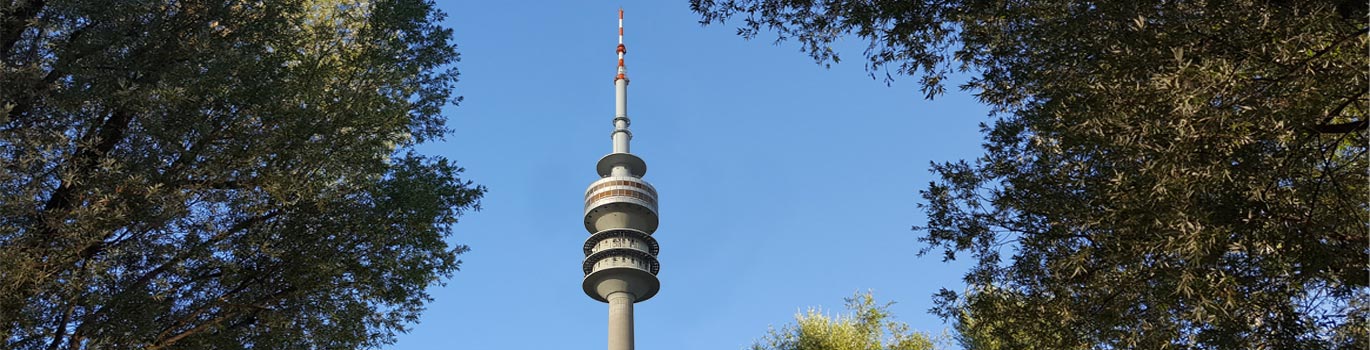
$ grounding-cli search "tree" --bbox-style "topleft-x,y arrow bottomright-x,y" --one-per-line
750,292 -> 934,350
0,0 -> 484,349
692,0 -> 1367,348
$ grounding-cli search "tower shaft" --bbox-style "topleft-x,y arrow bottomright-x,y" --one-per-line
613,75 -> 629,153
607,292 -> 635,350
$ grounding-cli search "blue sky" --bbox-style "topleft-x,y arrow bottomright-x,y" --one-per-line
398,2 -> 990,349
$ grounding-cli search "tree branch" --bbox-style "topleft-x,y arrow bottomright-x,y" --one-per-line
146,312 -> 236,350
44,108 -> 135,215
45,300 -> 76,350
1310,120 -> 1367,134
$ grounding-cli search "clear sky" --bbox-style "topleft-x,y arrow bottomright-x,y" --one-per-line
398,2 -> 991,349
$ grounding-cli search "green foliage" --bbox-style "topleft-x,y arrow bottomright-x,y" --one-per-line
694,0 -> 1367,349
0,0 -> 483,349
751,292 -> 934,350
950,286 -> 1079,350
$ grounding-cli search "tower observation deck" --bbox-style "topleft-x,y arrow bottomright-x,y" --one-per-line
581,9 -> 659,350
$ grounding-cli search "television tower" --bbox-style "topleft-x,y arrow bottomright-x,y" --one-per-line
581,9 -> 660,350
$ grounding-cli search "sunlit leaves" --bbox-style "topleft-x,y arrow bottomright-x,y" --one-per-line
750,292 -> 935,350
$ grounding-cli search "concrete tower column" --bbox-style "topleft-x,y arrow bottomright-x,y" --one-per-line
612,77 -> 630,153
607,292 -> 635,350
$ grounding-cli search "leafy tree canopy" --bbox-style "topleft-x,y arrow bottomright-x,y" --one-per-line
750,292 -> 934,350
693,0 -> 1367,348
0,0 -> 483,349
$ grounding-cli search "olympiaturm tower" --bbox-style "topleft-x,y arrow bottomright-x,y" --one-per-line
581,9 -> 660,350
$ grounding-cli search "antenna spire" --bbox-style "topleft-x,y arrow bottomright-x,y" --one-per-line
616,8 -> 627,81
609,8 -> 631,154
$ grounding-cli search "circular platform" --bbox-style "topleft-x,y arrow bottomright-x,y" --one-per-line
582,266 -> 661,303
596,152 -> 647,177
584,228 -> 659,256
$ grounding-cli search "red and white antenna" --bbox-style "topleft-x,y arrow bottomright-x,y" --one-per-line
615,8 -> 627,81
